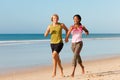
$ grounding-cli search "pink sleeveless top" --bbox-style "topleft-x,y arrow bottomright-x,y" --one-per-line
71,25 -> 83,43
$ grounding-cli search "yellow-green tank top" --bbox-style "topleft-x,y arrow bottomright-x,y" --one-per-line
50,23 -> 63,44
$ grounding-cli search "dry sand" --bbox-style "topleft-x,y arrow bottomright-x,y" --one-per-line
0,56 -> 120,80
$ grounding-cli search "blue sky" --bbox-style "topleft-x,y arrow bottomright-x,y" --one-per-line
0,0 -> 120,34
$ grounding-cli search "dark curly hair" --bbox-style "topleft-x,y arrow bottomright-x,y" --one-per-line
73,14 -> 81,20
73,14 -> 82,25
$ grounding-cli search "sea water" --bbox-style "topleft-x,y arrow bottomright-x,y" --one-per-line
0,34 -> 120,73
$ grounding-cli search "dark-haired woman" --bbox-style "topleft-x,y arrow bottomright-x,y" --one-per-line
65,14 -> 89,77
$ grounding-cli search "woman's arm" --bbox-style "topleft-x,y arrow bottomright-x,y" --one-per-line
44,25 -> 50,37
65,26 -> 73,42
61,23 -> 68,34
82,26 -> 89,35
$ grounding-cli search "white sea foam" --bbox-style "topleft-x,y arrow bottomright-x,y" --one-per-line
0,37 -> 120,46
86,37 -> 120,40
0,40 -> 50,46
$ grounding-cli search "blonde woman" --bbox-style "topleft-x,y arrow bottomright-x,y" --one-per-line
44,14 -> 68,77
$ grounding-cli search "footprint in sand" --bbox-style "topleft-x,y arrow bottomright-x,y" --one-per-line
87,70 -> 120,78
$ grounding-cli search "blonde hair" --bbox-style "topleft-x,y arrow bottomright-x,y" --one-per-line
51,14 -> 59,21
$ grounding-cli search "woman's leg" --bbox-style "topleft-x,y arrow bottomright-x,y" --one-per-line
77,55 -> 85,74
79,63 -> 85,74
71,43 -> 77,77
52,51 -> 58,77
76,41 -> 84,74
57,55 -> 64,76
71,53 -> 77,77
71,66 -> 76,77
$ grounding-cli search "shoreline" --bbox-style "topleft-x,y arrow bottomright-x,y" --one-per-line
0,55 -> 120,80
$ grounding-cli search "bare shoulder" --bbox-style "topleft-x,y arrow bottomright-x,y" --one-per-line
66,25 -> 73,32
69,25 -> 74,29
82,25 -> 89,34
47,25 -> 51,28
60,23 -> 67,29
82,25 -> 86,28
82,25 -> 88,30
60,23 -> 65,26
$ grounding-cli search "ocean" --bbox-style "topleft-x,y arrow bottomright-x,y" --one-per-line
0,34 -> 120,73
0,34 -> 120,41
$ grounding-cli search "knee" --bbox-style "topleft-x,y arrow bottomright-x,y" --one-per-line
57,58 -> 61,63
72,60 -> 77,67
52,54 -> 57,59
52,51 -> 58,59
73,54 -> 77,60
73,64 -> 77,67
78,61 -> 82,64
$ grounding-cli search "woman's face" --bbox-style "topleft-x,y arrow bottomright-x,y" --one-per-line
73,16 -> 80,25
52,16 -> 58,23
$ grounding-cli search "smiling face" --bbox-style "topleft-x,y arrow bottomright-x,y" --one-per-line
52,16 -> 58,23
73,14 -> 81,25
73,16 -> 80,25
51,14 -> 59,24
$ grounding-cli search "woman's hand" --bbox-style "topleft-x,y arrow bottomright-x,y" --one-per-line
65,37 -> 69,43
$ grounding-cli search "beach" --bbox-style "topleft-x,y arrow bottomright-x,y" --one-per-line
0,56 -> 120,80
0,34 -> 120,80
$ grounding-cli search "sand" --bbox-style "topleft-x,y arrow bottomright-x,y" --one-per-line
0,56 -> 120,80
